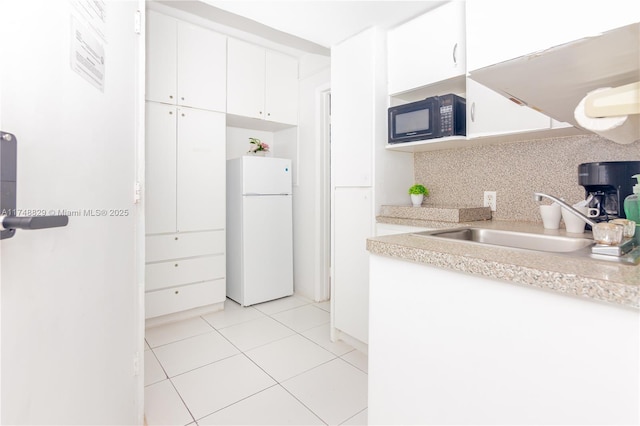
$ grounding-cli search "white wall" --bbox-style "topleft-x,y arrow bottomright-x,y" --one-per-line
292,65 -> 330,301
0,1 -> 143,423
373,26 -> 413,211
226,127 -> 274,159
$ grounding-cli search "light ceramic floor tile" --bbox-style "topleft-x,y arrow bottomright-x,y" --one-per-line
145,350 -> 167,386
245,334 -> 336,382
252,295 -> 310,316
201,305 -> 265,330
341,350 -> 368,373
171,354 -> 276,421
314,300 -> 331,312
198,385 -> 324,425
341,408 -> 368,425
271,305 -> 330,333
302,323 -> 354,356
282,358 -> 368,426
144,380 -> 193,426
153,331 -> 239,377
145,317 -> 213,348
218,316 -> 296,351
223,298 -> 243,310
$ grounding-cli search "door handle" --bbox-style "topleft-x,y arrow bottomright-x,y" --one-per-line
1,130 -> 69,239
1,215 -> 69,231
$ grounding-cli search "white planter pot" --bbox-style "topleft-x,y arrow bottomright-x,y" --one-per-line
411,194 -> 424,207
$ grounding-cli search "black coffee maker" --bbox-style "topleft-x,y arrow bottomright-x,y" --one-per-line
578,161 -> 640,222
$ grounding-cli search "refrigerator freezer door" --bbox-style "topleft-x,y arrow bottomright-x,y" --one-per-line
242,194 -> 293,305
242,156 -> 292,195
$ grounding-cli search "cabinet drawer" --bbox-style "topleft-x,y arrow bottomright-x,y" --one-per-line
146,231 -> 224,262
145,279 -> 225,319
146,255 -> 225,291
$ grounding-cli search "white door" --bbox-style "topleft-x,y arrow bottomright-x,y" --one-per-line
0,1 -> 144,424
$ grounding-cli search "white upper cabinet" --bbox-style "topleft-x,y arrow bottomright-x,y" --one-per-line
331,28 -> 375,187
227,39 -> 264,120
146,102 -> 177,235
265,51 -> 299,125
176,107 -> 226,232
176,21 -> 227,112
466,0 -> 640,72
145,102 -> 226,235
227,38 -> 299,125
466,78 -> 551,138
146,10 -> 226,112
146,11 -> 177,106
387,1 -> 465,95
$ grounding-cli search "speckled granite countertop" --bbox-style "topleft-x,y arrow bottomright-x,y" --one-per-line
368,220 -> 640,309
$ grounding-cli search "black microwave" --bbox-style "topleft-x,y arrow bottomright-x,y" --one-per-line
388,94 -> 466,144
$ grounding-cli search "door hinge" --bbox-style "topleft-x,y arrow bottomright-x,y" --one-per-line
134,181 -> 142,204
134,10 -> 141,35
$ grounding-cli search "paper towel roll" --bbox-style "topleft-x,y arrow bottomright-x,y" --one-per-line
574,88 -> 640,144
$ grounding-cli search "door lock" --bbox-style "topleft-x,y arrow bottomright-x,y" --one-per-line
1,130 -> 69,239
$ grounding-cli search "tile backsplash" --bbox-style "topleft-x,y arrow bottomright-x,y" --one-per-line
414,134 -> 640,222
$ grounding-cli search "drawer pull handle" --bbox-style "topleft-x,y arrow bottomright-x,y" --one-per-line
174,263 -> 179,267
174,237 -> 178,240
175,290 -> 179,294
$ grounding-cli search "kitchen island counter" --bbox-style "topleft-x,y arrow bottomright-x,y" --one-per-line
368,219 -> 640,309
367,220 -> 639,425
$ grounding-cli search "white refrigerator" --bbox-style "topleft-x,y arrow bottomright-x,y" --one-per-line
226,156 -> 294,306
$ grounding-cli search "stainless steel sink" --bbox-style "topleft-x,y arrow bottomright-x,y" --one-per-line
412,228 -> 595,253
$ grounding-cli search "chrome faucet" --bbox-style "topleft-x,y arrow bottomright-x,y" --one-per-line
534,192 -> 599,228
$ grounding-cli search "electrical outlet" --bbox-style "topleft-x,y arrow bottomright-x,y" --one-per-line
484,191 -> 497,212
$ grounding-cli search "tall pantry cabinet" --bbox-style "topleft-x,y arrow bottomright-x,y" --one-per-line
145,10 -> 227,320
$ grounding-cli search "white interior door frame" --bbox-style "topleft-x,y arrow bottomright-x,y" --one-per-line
315,84 -> 331,302
134,1 -> 146,423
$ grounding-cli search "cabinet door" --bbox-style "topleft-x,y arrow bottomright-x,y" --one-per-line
146,279 -> 225,319
177,108 -> 225,232
265,51 -> 298,125
177,22 -> 227,112
466,1 -> 640,72
331,29 -> 374,187
333,187 -> 372,344
466,79 -> 550,138
146,102 -> 177,234
388,1 -> 465,95
146,11 -> 177,104
227,38 -> 265,120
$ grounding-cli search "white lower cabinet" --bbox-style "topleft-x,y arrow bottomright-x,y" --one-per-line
146,231 -> 224,262
146,255 -> 225,292
145,231 -> 225,319
332,187 -> 373,345
369,254 -> 639,425
146,280 -> 226,319
145,100 -> 226,319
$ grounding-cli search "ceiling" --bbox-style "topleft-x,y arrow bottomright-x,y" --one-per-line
163,0 -> 445,55
202,1 -> 444,47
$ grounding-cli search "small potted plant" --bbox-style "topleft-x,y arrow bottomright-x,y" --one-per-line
408,184 -> 429,207
248,137 -> 270,156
